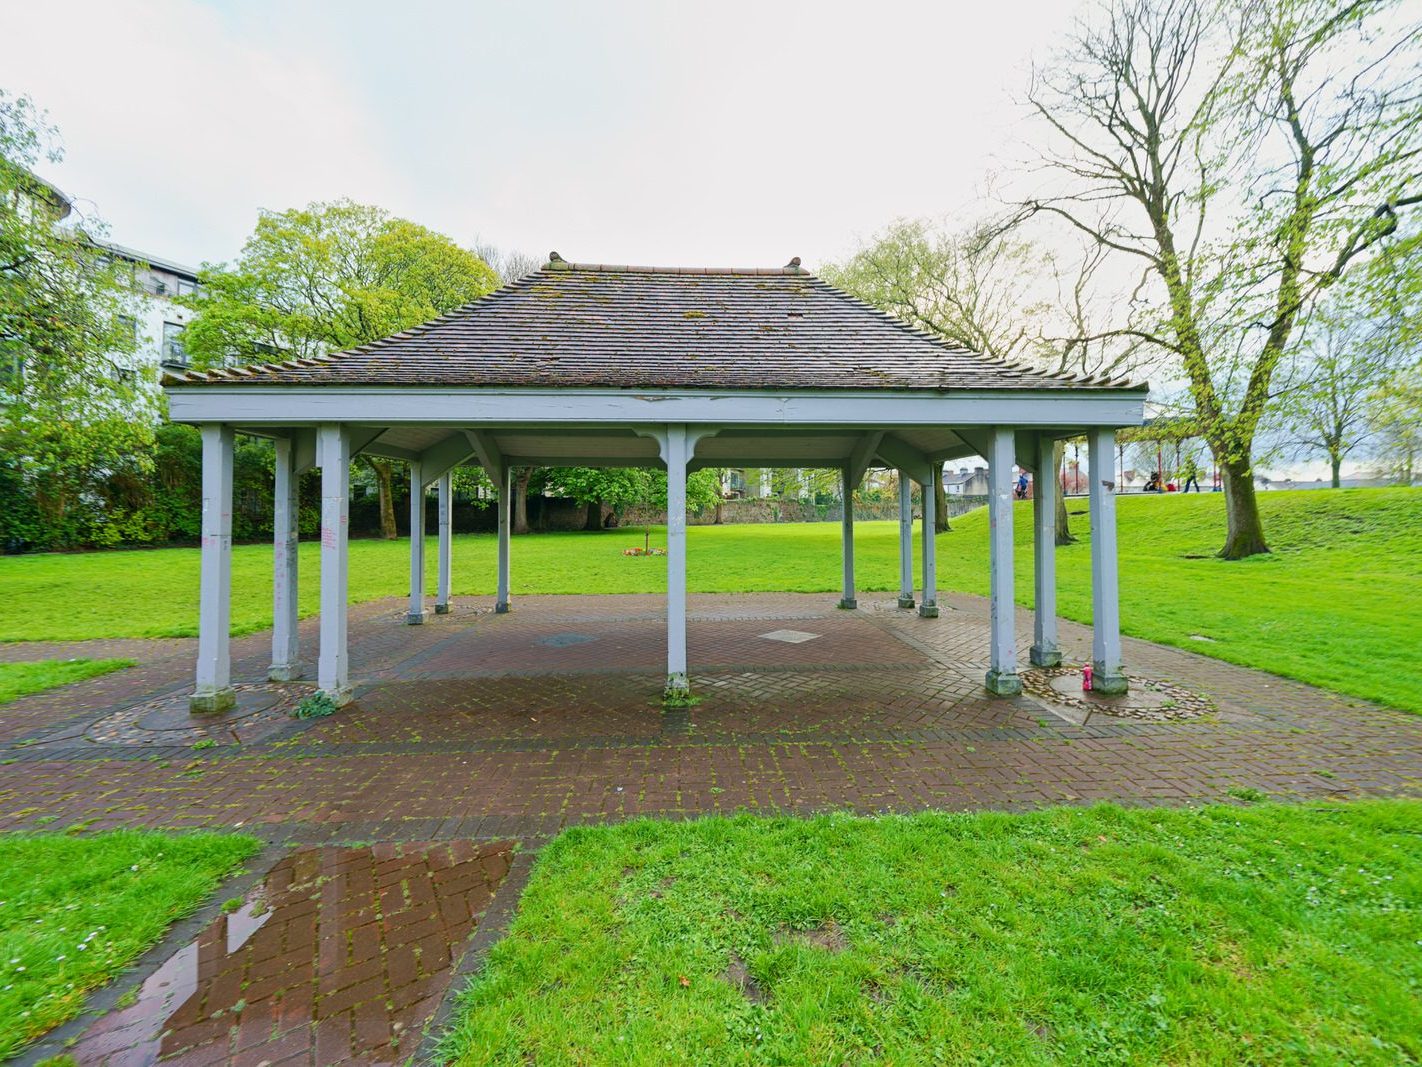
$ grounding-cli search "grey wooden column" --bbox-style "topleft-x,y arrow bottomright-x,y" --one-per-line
1088,428 -> 1128,693
191,423 -> 235,712
269,436 -> 301,681
838,465 -> 857,609
496,465 -> 511,613
918,470 -> 938,618
897,471 -> 915,609
317,423 -> 353,705
664,424 -> 691,697
407,462 -> 427,624
1030,434 -> 1062,668
985,427 -> 1022,695
435,472 -> 453,614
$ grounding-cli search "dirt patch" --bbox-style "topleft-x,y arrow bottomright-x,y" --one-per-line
722,952 -> 767,1003
775,919 -> 847,952
1028,1019 -> 1056,1043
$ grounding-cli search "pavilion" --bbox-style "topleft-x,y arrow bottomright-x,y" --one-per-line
164,255 -> 1147,712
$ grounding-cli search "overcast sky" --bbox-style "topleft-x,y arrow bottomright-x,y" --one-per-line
3,0 -> 1081,270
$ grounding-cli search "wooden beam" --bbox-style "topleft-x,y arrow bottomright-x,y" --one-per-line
417,432 -> 476,488
874,434 -> 932,484
847,431 -> 885,486
464,429 -> 506,480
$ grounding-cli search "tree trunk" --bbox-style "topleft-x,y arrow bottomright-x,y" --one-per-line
367,458 -> 398,540
1219,458 -> 1270,559
932,461 -> 950,532
513,469 -> 531,534
1330,452 -> 1342,489
584,499 -> 602,531
1053,440 -> 1075,544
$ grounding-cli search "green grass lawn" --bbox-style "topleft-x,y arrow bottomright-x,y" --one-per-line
0,659 -> 135,705
0,487 -> 1417,711
0,830 -> 260,1059
443,800 -> 1422,1066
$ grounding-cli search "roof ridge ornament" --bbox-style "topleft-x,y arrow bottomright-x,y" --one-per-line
546,251 -> 568,270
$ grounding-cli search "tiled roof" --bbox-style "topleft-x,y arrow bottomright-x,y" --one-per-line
165,259 -> 1145,392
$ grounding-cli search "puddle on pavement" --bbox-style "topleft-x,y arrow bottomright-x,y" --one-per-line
70,840 -> 513,1065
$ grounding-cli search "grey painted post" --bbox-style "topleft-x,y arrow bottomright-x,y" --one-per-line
1030,434 -> 1062,668
664,424 -> 691,697
838,465 -> 857,609
269,436 -> 301,681
317,423 -> 353,705
1088,428 -> 1128,693
897,470 -> 915,608
496,465 -> 511,613
918,471 -> 938,618
985,426 -> 1022,695
406,462 -> 427,624
191,423 -> 235,712
435,472 -> 453,614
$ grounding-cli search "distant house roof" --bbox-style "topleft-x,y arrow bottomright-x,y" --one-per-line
165,258 -> 1149,393
12,164 -> 72,220
93,239 -> 199,281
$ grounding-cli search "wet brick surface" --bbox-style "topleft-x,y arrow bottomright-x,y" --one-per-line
3,591 -> 1420,1064
67,841 -> 512,1065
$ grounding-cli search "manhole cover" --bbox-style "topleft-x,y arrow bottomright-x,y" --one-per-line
536,632 -> 598,648
1023,668 -> 1213,723
85,682 -> 307,747
759,630 -> 821,644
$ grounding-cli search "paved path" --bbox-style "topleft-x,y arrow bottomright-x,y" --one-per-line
6,593 -> 1419,1064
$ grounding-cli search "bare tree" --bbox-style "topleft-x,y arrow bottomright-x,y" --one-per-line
1016,0 -> 1422,557
471,239 -> 544,285
825,218 -> 1147,539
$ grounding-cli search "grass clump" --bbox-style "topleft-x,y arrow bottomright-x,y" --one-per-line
0,659 -> 134,705
292,692 -> 340,719
444,800 -> 1422,1065
0,830 -> 259,1058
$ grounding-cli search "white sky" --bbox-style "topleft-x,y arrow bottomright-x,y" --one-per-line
3,0 -> 1081,270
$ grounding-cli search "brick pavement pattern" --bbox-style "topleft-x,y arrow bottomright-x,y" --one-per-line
3,592 -> 1420,1064
67,841 -> 512,1066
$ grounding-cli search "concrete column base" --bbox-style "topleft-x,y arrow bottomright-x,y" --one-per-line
189,687 -> 236,714
434,602 -> 452,615
406,610 -> 429,626
317,684 -> 355,708
495,601 -> 511,615
1030,644 -> 1063,668
663,673 -> 691,703
268,664 -> 302,683
897,595 -> 915,609
984,670 -> 1023,697
837,597 -> 857,610
918,603 -> 939,619
1091,665 -> 1129,695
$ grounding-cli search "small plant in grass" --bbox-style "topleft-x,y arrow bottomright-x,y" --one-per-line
292,692 -> 339,719
1228,786 -> 1269,802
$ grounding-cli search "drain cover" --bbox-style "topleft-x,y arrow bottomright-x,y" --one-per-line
758,629 -> 821,644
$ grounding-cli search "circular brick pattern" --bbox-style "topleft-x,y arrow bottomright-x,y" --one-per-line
1022,667 -> 1214,722
85,682 -> 309,746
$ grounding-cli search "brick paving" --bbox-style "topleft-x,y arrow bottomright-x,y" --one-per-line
4,591 -> 1421,1064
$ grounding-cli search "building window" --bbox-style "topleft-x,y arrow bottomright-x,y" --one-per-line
176,279 -> 198,297
161,322 -> 188,367
117,315 -> 139,345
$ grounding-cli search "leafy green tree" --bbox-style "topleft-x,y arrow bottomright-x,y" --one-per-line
183,200 -> 498,537
1018,0 -> 1422,557
0,90 -> 150,547
1368,366 -> 1422,484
